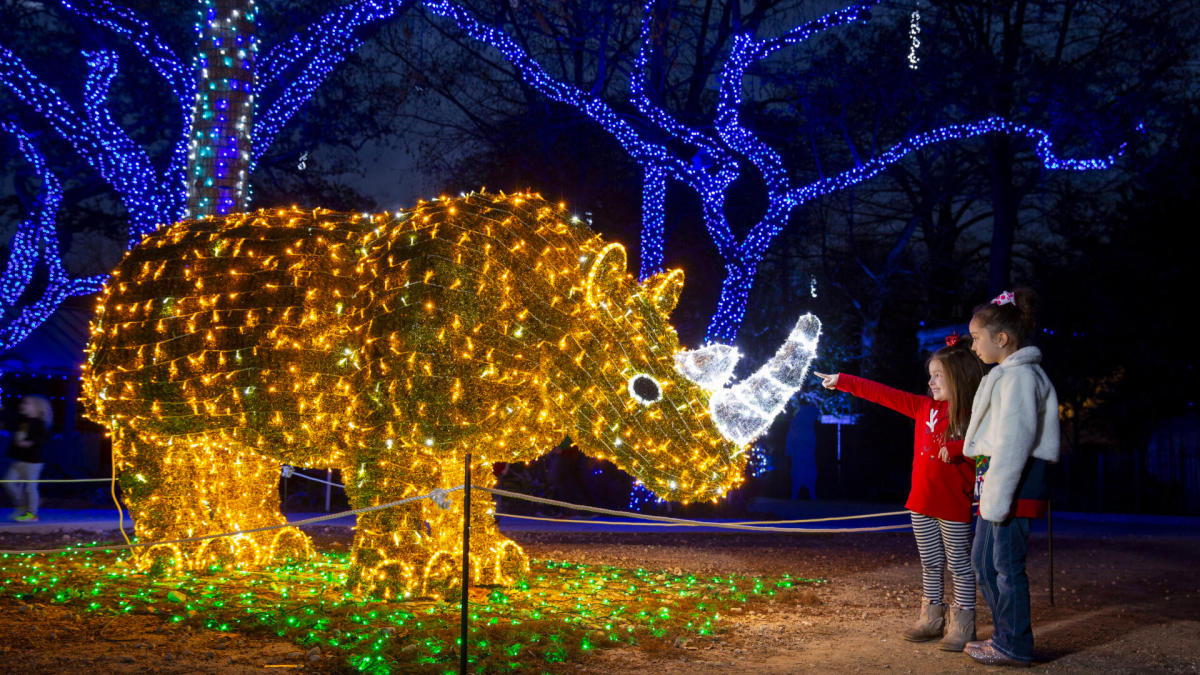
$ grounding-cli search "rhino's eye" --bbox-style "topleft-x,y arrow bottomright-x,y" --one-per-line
628,374 -> 662,405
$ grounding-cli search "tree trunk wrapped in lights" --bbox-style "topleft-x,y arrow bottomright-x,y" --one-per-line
185,0 -> 257,218
82,190 -> 820,598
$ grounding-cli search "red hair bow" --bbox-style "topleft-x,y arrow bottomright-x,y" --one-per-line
945,332 -> 959,346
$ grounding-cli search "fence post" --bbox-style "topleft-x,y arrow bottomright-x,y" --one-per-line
461,452 -> 471,674
1048,502 -> 1054,607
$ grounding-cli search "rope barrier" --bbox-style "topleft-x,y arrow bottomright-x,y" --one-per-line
493,512 -> 912,530
0,471 -> 914,557
0,477 -> 112,483
278,468 -> 912,526
480,486 -> 911,534
0,486 -> 463,556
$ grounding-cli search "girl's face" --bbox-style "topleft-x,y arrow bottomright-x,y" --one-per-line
969,317 -> 1012,365
928,358 -> 950,402
18,399 -> 34,417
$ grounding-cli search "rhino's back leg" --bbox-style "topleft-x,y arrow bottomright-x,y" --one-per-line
114,425 -> 312,570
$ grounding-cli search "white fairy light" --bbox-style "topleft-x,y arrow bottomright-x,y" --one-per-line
908,5 -> 922,70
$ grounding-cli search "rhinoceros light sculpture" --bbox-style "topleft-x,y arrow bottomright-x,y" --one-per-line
82,191 -> 819,597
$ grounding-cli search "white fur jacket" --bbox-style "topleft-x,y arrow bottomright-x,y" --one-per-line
963,346 -> 1060,522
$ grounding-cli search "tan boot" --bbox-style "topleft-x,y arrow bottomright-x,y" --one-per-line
903,599 -> 945,642
938,605 -> 976,651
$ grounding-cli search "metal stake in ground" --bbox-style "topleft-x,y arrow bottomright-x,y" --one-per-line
1048,503 -> 1054,607
460,452 -> 471,674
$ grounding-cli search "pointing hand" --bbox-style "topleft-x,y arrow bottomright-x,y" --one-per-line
814,372 -> 839,390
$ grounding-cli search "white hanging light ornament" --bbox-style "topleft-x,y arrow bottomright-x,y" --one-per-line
907,4 -> 922,70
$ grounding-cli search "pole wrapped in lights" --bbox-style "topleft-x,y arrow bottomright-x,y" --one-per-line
84,191 -> 820,597
422,0 -> 1129,344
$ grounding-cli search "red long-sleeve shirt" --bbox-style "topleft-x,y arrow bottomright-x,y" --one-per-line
836,374 -> 974,522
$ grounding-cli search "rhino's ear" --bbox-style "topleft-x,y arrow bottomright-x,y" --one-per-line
641,268 -> 684,317
584,243 -> 629,307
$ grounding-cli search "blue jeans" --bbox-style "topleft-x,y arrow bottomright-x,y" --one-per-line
972,515 -> 1033,662
3,461 -> 43,516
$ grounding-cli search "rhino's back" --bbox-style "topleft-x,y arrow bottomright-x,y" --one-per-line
84,193 -> 602,464
354,192 -> 599,455
83,208 -> 368,465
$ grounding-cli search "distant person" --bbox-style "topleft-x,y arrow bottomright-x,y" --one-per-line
961,289 -> 1059,667
4,394 -> 53,522
815,333 -> 984,652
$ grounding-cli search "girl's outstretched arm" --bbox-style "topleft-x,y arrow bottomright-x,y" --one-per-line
821,373 -> 926,421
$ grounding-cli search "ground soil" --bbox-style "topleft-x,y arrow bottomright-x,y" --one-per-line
1,527 -> 1197,673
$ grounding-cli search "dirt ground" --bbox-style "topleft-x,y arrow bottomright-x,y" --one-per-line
1,526 -> 1198,673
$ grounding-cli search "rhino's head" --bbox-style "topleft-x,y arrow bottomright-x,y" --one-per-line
562,242 -> 820,504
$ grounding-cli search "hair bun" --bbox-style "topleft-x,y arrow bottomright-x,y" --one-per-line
1013,287 -> 1039,336
972,286 -> 1040,347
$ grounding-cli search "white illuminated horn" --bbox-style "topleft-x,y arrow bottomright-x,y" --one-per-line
709,313 -> 821,446
673,343 -> 741,391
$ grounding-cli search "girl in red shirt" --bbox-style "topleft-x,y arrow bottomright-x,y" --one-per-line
815,336 -> 984,651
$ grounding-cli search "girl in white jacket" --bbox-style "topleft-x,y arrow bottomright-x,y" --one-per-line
961,288 -> 1059,668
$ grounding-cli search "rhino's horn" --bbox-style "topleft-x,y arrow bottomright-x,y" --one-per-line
673,343 -> 741,391
708,313 -> 821,446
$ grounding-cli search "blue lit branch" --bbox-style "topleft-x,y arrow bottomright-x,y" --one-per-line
638,164 -> 667,279
56,0 -> 192,104
253,0 -> 418,163
82,50 -> 182,242
0,43 -> 185,243
0,123 -> 106,352
422,0 -> 702,186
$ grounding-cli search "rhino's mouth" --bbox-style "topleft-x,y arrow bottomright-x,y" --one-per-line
674,313 -> 821,447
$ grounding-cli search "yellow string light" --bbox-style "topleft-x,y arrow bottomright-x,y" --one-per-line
82,190 -> 748,597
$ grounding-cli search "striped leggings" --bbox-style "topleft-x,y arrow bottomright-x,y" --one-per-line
910,512 -> 975,609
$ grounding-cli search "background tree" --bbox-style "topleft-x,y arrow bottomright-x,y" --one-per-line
390,0 -> 1127,347
752,0 -> 1194,373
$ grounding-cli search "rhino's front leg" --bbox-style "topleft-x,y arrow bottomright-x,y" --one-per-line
424,465 -> 530,591
343,468 -> 437,599
343,458 -> 529,599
